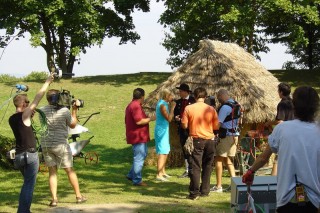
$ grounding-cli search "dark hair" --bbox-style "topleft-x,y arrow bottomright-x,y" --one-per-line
292,86 -> 319,122
46,89 -> 60,104
133,88 -> 145,100
193,87 -> 207,100
278,83 -> 291,97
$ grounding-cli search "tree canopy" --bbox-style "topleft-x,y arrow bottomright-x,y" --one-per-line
0,0 -> 150,75
159,0 -> 320,70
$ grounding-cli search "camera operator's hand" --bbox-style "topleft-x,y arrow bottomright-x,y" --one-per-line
72,100 -> 80,110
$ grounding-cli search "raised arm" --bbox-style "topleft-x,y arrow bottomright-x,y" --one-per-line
22,74 -> 54,123
68,104 -> 78,129
160,102 -> 175,122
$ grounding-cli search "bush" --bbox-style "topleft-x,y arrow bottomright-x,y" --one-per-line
0,74 -> 20,83
23,71 -> 48,82
0,134 -> 15,169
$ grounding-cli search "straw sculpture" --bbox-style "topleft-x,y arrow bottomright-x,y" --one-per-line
143,39 -> 280,167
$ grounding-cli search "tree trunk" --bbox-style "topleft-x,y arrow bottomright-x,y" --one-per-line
307,24 -> 314,70
40,13 -> 55,73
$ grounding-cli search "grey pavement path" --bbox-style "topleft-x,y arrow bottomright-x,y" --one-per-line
48,203 -> 141,213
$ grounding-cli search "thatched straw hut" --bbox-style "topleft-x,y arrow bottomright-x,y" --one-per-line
143,39 -> 280,167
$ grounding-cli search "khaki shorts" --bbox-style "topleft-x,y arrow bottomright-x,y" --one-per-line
42,143 -> 73,168
216,136 -> 238,157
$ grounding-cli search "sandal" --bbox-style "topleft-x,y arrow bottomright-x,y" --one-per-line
76,195 -> 87,204
49,199 -> 58,207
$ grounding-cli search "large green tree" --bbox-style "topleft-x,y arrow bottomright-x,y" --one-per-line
0,0 -> 150,75
263,0 -> 320,70
159,0 -> 320,70
158,0 -> 269,68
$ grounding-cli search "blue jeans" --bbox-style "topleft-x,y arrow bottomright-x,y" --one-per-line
16,152 -> 39,213
127,143 -> 148,185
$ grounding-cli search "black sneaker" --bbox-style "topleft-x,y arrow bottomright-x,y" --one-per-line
186,195 -> 200,200
178,171 -> 189,178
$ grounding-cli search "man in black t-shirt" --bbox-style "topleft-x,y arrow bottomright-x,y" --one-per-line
9,74 -> 53,213
265,82 -> 294,176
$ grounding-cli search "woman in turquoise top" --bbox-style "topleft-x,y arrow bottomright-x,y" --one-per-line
155,89 -> 176,181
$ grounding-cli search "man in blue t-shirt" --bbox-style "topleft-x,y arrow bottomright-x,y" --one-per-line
211,89 -> 241,193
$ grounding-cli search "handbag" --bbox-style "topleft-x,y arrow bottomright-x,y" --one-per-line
183,136 -> 194,155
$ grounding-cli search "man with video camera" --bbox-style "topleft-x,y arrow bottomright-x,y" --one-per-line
40,89 -> 86,207
9,74 -> 54,213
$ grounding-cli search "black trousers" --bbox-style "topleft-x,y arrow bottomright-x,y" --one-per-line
277,202 -> 318,213
188,138 -> 215,197
179,127 -> 189,159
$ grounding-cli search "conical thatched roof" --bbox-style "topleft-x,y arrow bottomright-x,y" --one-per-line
143,39 -> 280,124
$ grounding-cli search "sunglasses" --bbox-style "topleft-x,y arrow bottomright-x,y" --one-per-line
25,100 -> 30,104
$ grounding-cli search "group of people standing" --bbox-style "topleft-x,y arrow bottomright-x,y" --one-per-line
125,84 -> 241,199
7,74 -> 319,213
125,82 -> 320,213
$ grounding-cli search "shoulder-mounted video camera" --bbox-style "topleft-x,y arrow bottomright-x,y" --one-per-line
51,89 -> 84,109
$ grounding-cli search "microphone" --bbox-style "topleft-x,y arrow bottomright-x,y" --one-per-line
15,84 -> 29,92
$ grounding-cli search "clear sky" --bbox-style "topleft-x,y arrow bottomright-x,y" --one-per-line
0,1 -> 293,77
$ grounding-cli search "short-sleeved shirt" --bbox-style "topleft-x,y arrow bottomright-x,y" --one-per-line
40,105 -> 72,147
218,99 -> 240,136
181,101 -> 219,139
276,97 -> 294,121
268,119 -> 320,208
125,99 -> 150,144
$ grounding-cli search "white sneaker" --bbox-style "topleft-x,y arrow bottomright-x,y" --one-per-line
210,186 -> 223,193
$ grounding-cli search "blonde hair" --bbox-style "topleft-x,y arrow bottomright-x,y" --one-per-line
159,89 -> 172,100
13,94 -> 27,107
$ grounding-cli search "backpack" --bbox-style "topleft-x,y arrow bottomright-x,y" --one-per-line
218,100 -> 242,123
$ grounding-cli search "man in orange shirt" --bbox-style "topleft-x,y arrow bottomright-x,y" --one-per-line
181,87 -> 219,200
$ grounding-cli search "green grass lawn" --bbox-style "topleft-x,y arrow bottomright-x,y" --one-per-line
0,70 -> 319,212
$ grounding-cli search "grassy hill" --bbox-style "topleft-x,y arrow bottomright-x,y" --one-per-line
0,70 -> 319,212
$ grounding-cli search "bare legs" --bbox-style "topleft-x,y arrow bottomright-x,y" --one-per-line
48,166 -> 82,201
215,156 -> 235,188
157,154 -> 168,178
48,166 -> 58,201
64,167 -> 81,198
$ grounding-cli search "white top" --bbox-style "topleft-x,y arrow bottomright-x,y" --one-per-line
268,119 -> 320,208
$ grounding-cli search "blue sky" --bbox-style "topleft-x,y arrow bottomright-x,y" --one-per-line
0,1 -> 293,77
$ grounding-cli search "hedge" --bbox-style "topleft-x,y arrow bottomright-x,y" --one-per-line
0,134 -> 15,169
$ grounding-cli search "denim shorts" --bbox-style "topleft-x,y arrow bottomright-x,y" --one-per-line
42,143 -> 73,168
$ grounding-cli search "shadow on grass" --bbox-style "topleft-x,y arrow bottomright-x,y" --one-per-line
71,72 -> 171,86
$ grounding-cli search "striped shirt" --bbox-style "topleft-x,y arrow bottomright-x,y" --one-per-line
40,105 -> 72,147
